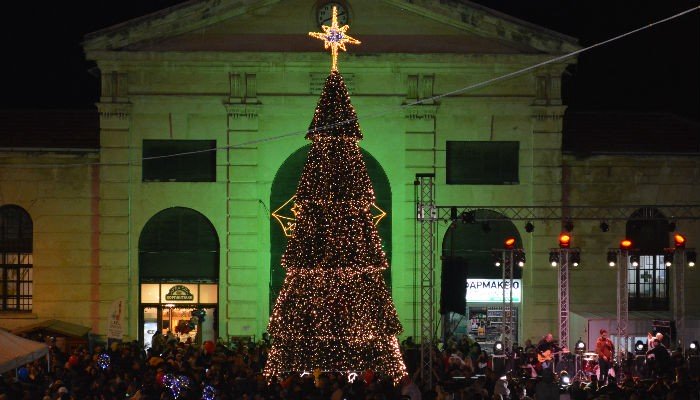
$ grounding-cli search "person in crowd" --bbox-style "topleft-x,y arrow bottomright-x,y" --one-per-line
595,328 -> 614,385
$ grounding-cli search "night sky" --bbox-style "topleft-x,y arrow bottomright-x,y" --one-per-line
2,1 -> 698,120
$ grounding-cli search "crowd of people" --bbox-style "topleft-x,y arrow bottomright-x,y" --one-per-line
1,332 -> 698,400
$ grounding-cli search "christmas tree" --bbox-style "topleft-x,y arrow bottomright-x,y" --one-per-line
264,7 -> 407,384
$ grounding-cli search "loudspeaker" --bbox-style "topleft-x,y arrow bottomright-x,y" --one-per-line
440,257 -> 468,315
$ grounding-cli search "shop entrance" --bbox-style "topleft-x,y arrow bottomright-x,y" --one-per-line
442,209 -> 523,349
142,304 -> 217,350
138,207 -> 220,349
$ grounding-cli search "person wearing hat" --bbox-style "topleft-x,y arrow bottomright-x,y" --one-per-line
595,328 -> 614,385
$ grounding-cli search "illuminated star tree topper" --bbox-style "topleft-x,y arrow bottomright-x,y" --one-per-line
308,6 -> 360,72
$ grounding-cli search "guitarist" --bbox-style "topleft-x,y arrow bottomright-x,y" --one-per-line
536,333 -> 565,372
595,329 -> 614,385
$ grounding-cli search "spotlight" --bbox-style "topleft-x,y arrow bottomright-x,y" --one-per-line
688,251 -> 696,268
493,341 -> 504,355
599,221 -> 609,232
549,251 -> 559,267
575,339 -> 586,354
515,250 -> 526,268
450,207 -> 458,221
635,340 -> 647,355
525,221 -> 534,233
571,251 -> 581,267
482,222 -> 491,233
664,250 -> 674,267
620,239 -> 633,250
668,221 -> 677,232
559,233 -> 571,248
607,251 -> 617,267
493,251 -> 502,267
630,253 -> 640,267
674,233 -> 687,249
504,237 -> 516,249
689,341 -> 699,355
559,371 -> 571,387
564,219 -> 574,232
461,212 -> 475,224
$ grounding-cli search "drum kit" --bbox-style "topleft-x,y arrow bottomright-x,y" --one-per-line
577,352 -> 614,381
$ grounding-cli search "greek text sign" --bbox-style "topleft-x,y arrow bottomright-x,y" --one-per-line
466,279 -> 521,303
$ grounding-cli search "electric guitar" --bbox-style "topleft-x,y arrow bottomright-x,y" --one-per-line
537,348 -> 569,363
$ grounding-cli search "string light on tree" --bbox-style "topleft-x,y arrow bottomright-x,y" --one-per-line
264,21 -> 406,384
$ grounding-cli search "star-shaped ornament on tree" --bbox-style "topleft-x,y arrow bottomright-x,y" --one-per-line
309,6 -> 360,71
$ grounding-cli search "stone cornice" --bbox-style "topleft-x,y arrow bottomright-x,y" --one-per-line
404,105 -> 438,120
97,102 -> 133,120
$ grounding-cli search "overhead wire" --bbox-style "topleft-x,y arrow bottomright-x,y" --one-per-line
1,5 -> 698,170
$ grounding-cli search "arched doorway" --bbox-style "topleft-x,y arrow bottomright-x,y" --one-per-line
269,144 -> 392,310
441,209 -> 522,346
138,207 -> 220,348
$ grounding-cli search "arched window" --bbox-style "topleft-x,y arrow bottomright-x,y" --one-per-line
626,207 -> 669,311
0,205 -> 33,311
139,207 -> 219,282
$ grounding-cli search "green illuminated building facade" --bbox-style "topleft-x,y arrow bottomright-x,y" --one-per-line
1,0 -> 698,351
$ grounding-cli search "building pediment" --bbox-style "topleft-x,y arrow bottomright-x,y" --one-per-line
84,0 -> 578,56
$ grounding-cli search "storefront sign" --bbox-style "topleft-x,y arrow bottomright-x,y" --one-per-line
164,285 -> 195,301
466,279 -> 521,303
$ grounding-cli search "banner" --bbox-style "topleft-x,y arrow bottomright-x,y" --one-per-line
106,298 -> 125,340
466,279 -> 521,303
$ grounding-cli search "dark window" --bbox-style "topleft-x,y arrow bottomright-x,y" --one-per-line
628,255 -> 668,311
446,141 -> 519,185
626,208 -> 669,311
142,140 -> 216,182
0,205 -> 33,311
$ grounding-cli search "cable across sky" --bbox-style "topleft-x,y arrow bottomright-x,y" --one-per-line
3,5 -> 698,169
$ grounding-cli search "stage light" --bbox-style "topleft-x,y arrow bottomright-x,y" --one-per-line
559,233 -> 571,249
571,251 -> 580,267
482,222 -> 491,233
620,239 -> 633,250
564,219 -> 574,232
688,251 -> 696,268
689,341 -> 699,355
559,371 -> 571,386
504,237 -> 516,249
664,250 -> 674,267
515,250 -> 526,268
461,211 -> 474,224
450,207 -> 457,221
525,221 -> 534,233
635,340 -> 646,355
630,253 -> 640,267
575,339 -> 586,354
668,221 -> 677,232
599,221 -> 609,232
493,341 -> 504,355
492,251 -> 502,267
549,251 -> 559,267
607,251 -> 617,267
674,233 -> 687,249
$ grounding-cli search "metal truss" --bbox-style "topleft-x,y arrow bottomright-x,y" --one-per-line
672,248 -> 692,348
416,173 -> 436,389
435,205 -> 700,222
615,250 -> 630,364
552,249 -> 579,351
498,250 -> 515,351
